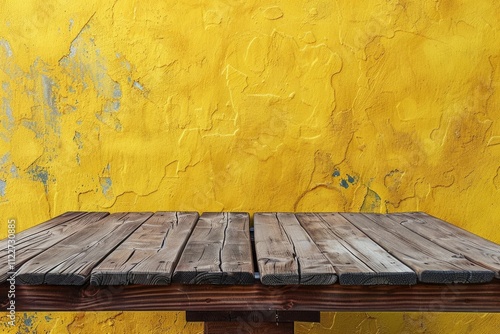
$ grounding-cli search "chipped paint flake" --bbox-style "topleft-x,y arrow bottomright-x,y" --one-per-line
27,165 -> 51,193
133,81 -> 144,91
360,188 -> 381,212
100,176 -> 113,197
0,39 -> 13,57
73,131 -> 83,149
0,180 -> 6,196
0,153 -> 9,165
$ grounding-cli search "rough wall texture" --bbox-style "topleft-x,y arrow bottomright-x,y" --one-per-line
1,0 -> 499,333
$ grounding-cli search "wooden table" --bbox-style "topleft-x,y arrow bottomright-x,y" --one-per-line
1,211 -> 499,333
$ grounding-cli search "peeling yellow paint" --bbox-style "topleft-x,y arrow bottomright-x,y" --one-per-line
1,0 -> 500,333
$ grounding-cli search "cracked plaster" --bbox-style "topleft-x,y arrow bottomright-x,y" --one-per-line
1,0 -> 499,333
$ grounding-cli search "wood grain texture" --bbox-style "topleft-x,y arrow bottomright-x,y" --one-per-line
0,212 -> 109,283
342,213 -> 494,283
393,212 -> 500,279
254,213 -> 297,285
90,212 -> 199,285
254,213 -> 337,285
296,213 -> 416,285
172,212 -> 254,284
0,211 -> 84,266
0,212 -> 84,246
16,212 -> 153,285
2,280 -> 498,312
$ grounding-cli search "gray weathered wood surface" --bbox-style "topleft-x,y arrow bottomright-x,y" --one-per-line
1,211 -> 498,287
296,213 -> 416,285
90,212 -> 199,285
16,212 -> 152,285
0,212 -> 109,282
254,213 -> 337,285
342,213 -> 494,283
172,212 -> 254,284
394,212 -> 500,279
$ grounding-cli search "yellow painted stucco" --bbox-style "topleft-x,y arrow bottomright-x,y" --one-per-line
1,0 -> 499,333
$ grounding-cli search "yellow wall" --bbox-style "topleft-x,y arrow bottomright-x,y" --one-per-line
1,0 -> 499,333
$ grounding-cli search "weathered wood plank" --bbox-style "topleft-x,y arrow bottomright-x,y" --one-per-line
393,212 -> 500,279
1,211 -> 84,265
341,213 -> 494,283
296,213 -> 416,285
254,213 -> 298,285
90,211 -> 199,285
0,212 -> 84,245
16,212 -> 153,285
1,212 -> 108,254
276,213 -> 337,285
2,280 -> 499,312
172,212 -> 254,284
254,213 -> 337,285
0,212 -> 109,283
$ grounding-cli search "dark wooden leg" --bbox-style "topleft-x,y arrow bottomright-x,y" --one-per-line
205,322 -> 294,333
187,310 -> 320,334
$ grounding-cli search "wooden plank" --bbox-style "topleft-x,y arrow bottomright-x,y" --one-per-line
296,213 -> 416,285
90,212 -> 199,285
0,212 -> 109,283
1,212 -> 108,254
172,212 -> 254,284
0,211 -> 84,267
393,212 -> 500,279
0,212 -> 84,246
254,213 -> 337,285
2,280 -> 499,312
15,212 -> 153,285
341,213 -> 494,283
254,213 -> 298,285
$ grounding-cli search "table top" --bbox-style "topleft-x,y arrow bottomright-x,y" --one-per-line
2,211 -> 500,312
2,211 -> 499,286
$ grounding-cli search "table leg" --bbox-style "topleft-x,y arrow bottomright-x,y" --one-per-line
204,321 -> 294,333
187,310 -> 319,334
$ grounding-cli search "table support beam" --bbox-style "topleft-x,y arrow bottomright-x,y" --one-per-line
1,281 -> 499,312
204,322 -> 294,334
186,310 -> 318,333
186,310 -> 320,323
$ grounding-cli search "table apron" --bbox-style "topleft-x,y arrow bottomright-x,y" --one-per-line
1,282 -> 499,312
